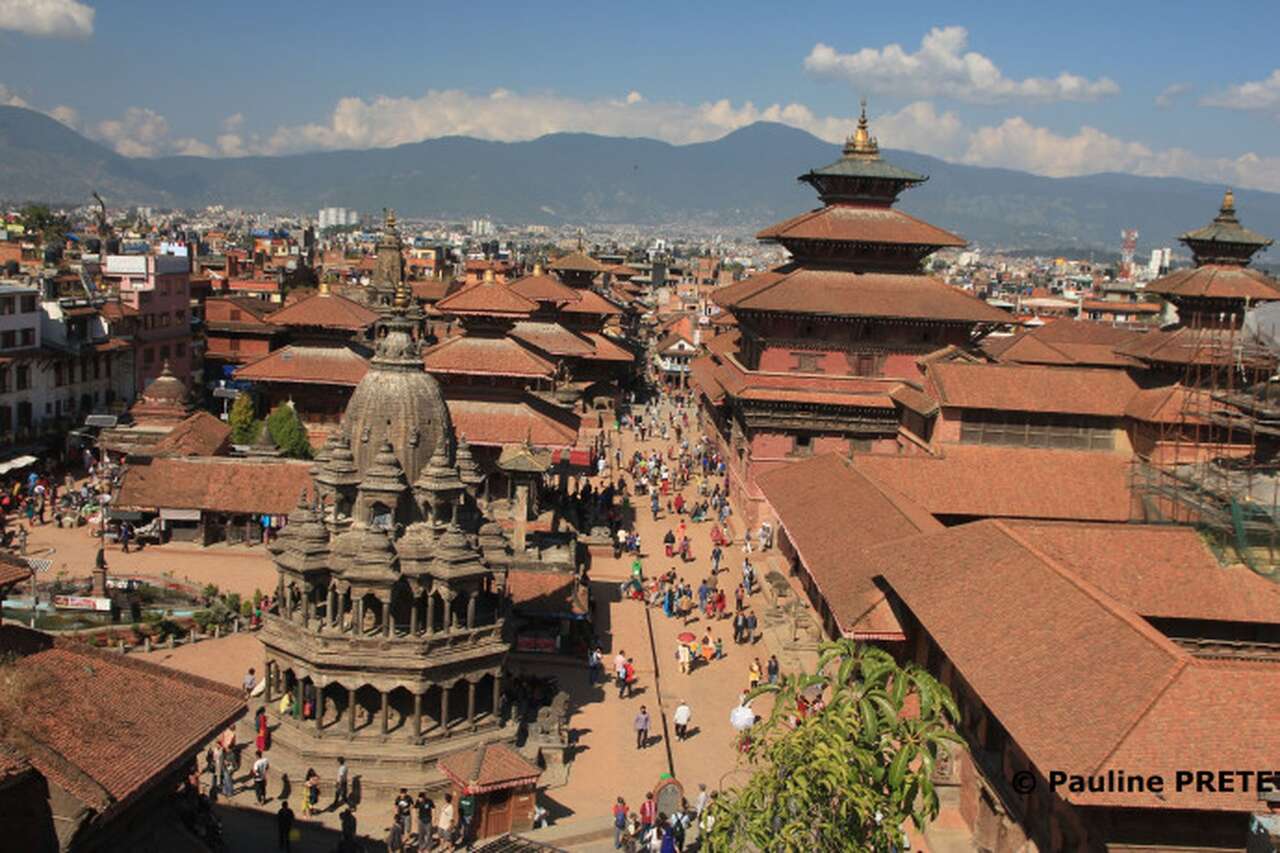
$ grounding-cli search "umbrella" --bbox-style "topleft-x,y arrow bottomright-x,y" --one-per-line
730,704 -> 755,732
677,631 -> 696,644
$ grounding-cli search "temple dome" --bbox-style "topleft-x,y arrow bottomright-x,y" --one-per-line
130,361 -> 192,426
142,362 -> 188,404
343,297 -> 453,483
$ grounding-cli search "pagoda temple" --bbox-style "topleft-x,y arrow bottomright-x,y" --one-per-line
258,281 -> 542,808
367,208 -> 406,312
691,101 -> 1011,523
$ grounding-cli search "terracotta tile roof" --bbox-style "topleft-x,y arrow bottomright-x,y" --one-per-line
548,251 -> 608,274
879,521 -> 1280,813
879,521 -> 1187,782
411,279 -> 453,302
984,330 -> 1143,368
0,743 -> 31,786
266,292 -> 379,331
1124,384 -> 1211,425
925,362 -> 1139,417
99,302 -> 139,320
757,205 -> 966,248
438,742 -> 541,794
116,457 -> 314,515
889,384 -> 939,417
505,569 -> 589,616
435,279 -> 538,317
656,330 -> 696,353
1081,299 -> 1161,314
147,411 -> 232,457
561,289 -> 623,316
759,454 -> 941,637
0,624 -> 244,810
853,445 -> 1133,522
689,355 -> 725,405
508,272 -> 582,305
1115,326 -> 1253,367
205,295 -> 276,325
509,321 -> 595,357
1146,263 -> 1280,302
713,264 -> 1013,324
581,332 -> 635,363
424,335 -> 555,379
1003,520 -> 1280,624
448,398 -> 580,448
236,345 -> 370,387
0,552 -> 33,588
737,387 -> 896,408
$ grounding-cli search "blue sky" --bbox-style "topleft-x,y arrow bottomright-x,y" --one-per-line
2,0 -> 1280,189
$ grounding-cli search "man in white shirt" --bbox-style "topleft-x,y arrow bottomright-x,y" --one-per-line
251,751 -> 270,805
436,792 -> 455,847
673,700 -> 692,741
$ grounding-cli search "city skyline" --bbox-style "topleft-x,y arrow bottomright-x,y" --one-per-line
1,1 -> 1280,190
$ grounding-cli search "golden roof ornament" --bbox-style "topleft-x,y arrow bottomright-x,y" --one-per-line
318,278 -> 331,296
393,276 -> 410,310
843,98 -> 880,161
532,261 -> 544,277
483,267 -> 495,283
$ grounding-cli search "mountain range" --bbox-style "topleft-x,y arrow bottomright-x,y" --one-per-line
2,104 -> 1279,254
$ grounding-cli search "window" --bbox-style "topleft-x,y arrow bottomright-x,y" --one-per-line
19,295 -> 36,313
0,405 -> 9,434
176,343 -> 186,357
790,352 -> 821,372
53,364 -> 63,387
0,297 -> 13,315
159,313 -> 170,327
230,309 -> 242,322
175,309 -> 186,323
229,338 -> 241,352
791,434 -> 814,457
16,365 -> 30,391
959,409 -> 1114,451
0,367 -> 8,393
159,346 -> 170,362
0,331 -> 14,349
143,347 -> 155,365
16,401 -> 30,428
19,328 -> 33,347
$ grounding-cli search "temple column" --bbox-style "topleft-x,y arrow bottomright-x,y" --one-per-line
355,598 -> 364,634
466,592 -> 477,629
409,598 -> 419,636
277,576 -> 285,611
380,691 -> 389,734
441,686 -> 450,731
493,673 -> 503,722
328,586 -> 338,627
315,691 -> 324,735
383,596 -> 393,637
425,594 -> 436,634
348,687 -> 357,733
467,681 -> 476,727
302,584 -> 311,629
263,661 -> 273,702
413,692 -> 423,738
294,679 -> 303,720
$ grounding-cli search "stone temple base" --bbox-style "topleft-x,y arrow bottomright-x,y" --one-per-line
264,712 -> 520,801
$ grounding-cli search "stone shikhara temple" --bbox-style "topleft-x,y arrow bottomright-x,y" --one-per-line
258,281 -> 543,807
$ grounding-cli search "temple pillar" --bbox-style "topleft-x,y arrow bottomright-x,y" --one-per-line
413,692 -> 423,737
381,691 -> 389,734
513,481 -> 529,553
493,673 -> 502,721
467,681 -> 476,727
302,584 -> 311,629
315,692 -> 324,735
355,598 -> 364,634
383,597 -> 393,637
409,598 -> 419,636
426,595 -> 436,634
466,591 -> 477,629
441,686 -> 450,731
328,586 -> 338,627
263,661 -> 273,702
348,687 -> 357,733
295,679 -> 303,720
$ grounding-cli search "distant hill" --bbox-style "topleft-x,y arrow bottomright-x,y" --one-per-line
2,104 -> 1278,254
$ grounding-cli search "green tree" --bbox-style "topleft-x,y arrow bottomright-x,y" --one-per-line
228,393 -> 258,444
19,203 -> 68,250
704,640 -> 962,852
266,403 -> 312,459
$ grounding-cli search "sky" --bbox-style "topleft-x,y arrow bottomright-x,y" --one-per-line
2,0 -> 1280,189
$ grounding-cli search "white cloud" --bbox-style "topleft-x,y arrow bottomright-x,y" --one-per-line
1202,69 -> 1280,113
0,0 -> 93,39
93,107 -> 169,157
172,137 -> 215,157
222,112 -> 244,131
804,27 -> 1118,104
1155,83 -> 1191,108
216,133 -> 245,156
47,104 -> 77,126
0,83 -> 29,108
962,116 -> 1280,191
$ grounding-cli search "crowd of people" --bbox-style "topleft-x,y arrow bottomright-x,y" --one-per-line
610,782 -> 718,851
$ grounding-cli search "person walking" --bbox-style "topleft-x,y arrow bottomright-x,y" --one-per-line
746,610 -> 758,645
623,658 -> 637,698
676,641 -> 690,675
276,800 -> 295,851
252,750 -> 270,805
416,791 -> 434,847
749,658 -> 762,690
588,646 -> 603,685
242,667 -> 257,697
673,700 -> 692,741
614,650 -> 628,698
436,792 -> 456,849
612,797 -> 629,849
634,705 -> 651,750
639,791 -> 657,836
767,654 -> 780,685
395,788 -> 413,836
333,756 -> 348,810
385,808 -> 405,853
303,768 -> 319,818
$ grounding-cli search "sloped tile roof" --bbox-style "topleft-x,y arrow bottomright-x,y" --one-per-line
424,335 -> 555,379
0,624 -> 245,811
448,398 -> 580,448
147,411 -> 232,457
436,279 -> 538,317
266,292 -> 379,331
116,457 -> 314,515
508,272 -> 581,305
757,205 -> 966,248
561,289 -> 622,316
438,742 -> 541,793
713,264 -> 1012,324
236,345 -> 370,386
1146,264 -> 1280,301
925,361 -> 1139,417
853,445 -> 1133,522
548,251 -> 608,274
509,322 -> 595,357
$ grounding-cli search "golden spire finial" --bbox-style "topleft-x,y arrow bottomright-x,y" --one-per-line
393,276 -> 409,310
318,277 -> 330,296
385,208 -> 397,229
844,97 -> 879,160
483,267 -> 495,283
1222,188 -> 1235,213
532,260 -> 544,277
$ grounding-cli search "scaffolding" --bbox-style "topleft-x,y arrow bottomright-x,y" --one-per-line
1131,309 -> 1280,578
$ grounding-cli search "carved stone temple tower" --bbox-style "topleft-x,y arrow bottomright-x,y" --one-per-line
258,281 -> 522,789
